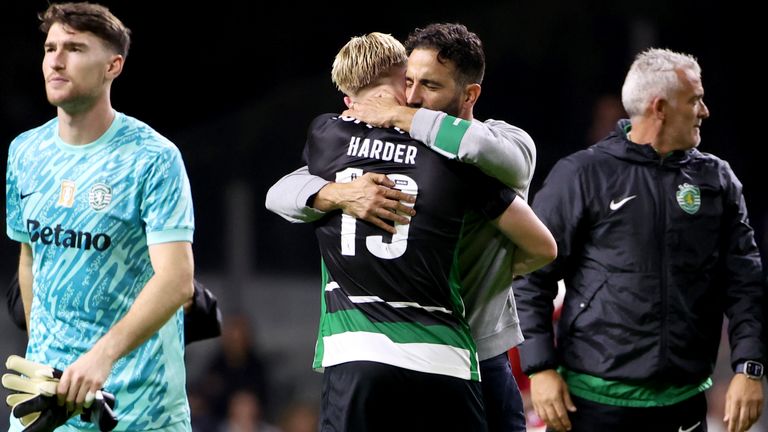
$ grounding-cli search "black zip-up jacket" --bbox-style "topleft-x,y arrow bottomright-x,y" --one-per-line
514,120 -> 765,385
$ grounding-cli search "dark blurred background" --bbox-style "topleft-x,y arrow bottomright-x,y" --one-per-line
2,1 -> 762,277
1,1 -> 763,431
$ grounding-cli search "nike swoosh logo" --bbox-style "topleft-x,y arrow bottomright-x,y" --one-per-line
609,195 -> 637,211
678,421 -> 701,432
20,191 -> 38,200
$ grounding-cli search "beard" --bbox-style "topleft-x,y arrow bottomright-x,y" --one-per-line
46,87 -> 99,114
439,94 -> 463,118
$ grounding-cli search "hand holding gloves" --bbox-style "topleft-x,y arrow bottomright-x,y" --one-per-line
2,355 -> 118,432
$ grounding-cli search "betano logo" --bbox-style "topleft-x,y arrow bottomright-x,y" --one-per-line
27,219 -> 111,251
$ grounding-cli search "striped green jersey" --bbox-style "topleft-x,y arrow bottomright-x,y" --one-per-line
5,111 -> 194,431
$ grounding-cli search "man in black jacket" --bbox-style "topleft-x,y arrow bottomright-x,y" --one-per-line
514,48 -> 765,432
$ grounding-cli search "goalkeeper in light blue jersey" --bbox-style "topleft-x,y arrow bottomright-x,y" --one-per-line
5,3 -> 195,431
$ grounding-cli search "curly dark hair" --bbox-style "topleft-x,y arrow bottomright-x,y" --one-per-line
404,23 -> 485,86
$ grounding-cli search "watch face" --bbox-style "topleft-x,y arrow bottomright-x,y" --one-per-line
746,361 -> 764,377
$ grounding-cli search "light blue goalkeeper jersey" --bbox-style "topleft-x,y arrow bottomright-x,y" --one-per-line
5,111 -> 194,431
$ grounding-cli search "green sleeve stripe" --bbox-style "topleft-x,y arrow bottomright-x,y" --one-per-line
433,115 -> 471,156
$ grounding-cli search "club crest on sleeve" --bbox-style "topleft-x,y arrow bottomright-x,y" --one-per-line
676,183 -> 700,215
89,183 -> 113,211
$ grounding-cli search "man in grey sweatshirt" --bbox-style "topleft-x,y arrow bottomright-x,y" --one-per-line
266,23 -> 536,432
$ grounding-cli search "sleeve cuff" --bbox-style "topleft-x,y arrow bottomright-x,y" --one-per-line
147,228 -> 194,245
298,176 -> 331,220
7,227 -> 29,244
519,336 -> 559,375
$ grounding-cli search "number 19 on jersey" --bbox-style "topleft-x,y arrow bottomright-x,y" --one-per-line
335,168 -> 418,260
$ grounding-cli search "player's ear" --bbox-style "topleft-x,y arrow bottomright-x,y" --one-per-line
464,83 -> 481,105
105,54 -> 124,80
651,96 -> 667,120
460,83 -> 481,115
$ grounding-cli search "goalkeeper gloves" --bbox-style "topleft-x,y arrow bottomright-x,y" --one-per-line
2,355 -> 118,432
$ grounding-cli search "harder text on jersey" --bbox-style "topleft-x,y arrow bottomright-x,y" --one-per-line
347,136 -> 417,165
27,219 -> 112,252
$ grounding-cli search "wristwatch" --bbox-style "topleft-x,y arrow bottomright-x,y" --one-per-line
736,360 -> 765,380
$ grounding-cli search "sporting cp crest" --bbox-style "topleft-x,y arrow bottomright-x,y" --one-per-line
89,183 -> 113,211
676,183 -> 700,215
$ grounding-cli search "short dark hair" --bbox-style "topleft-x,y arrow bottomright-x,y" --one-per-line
39,2 -> 131,58
404,23 -> 485,86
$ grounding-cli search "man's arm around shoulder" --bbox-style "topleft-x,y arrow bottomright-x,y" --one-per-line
410,109 -> 536,197
347,97 -> 536,196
